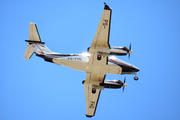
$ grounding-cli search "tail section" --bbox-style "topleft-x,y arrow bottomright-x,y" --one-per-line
29,43 -> 52,55
23,23 -> 52,59
29,23 -> 41,41
24,23 -> 41,59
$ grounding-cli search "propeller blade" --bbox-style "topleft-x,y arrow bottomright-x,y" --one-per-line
122,77 -> 126,93
124,77 -> 126,83
128,43 -> 131,59
129,43 -> 131,51
123,86 -> 125,92
128,53 -> 130,59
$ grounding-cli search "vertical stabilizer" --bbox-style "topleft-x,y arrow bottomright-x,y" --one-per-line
23,23 -> 41,59
29,23 -> 41,41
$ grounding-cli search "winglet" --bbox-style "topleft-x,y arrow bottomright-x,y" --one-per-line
104,2 -> 111,10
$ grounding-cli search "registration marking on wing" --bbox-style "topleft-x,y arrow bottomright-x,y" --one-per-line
89,101 -> 95,109
103,19 -> 108,28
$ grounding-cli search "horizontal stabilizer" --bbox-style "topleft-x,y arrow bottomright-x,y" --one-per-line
23,43 -> 34,59
25,40 -> 45,44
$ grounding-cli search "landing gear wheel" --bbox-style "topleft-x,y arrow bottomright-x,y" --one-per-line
134,76 -> 139,81
97,55 -> 101,60
92,88 -> 96,94
87,47 -> 90,52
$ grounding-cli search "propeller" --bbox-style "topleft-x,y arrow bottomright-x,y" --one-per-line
123,76 -> 126,83
128,43 -> 131,59
122,77 -> 128,92
123,43 -> 132,59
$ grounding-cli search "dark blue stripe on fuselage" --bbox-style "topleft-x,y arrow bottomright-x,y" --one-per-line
108,59 -> 138,72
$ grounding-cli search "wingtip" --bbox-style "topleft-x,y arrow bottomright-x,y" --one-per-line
30,22 -> 35,25
104,2 -> 111,10
86,114 -> 94,118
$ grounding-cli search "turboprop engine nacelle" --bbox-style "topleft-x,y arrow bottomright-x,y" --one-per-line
87,46 -> 133,56
110,47 -> 133,55
100,80 -> 126,89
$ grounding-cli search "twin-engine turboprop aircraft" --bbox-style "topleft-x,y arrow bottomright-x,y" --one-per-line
24,3 -> 139,117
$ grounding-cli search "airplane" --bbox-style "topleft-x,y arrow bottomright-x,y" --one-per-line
23,2 -> 139,117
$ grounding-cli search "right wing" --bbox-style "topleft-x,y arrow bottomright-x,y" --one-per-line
84,73 -> 105,117
84,84 -> 101,117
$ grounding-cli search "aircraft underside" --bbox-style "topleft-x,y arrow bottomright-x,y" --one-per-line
23,2 -> 140,117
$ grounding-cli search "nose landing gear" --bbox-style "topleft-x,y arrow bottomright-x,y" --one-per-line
134,73 -> 139,80
134,76 -> 139,80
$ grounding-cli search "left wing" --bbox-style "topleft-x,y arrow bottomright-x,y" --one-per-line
88,3 -> 112,76
84,73 -> 105,117
90,3 -> 112,49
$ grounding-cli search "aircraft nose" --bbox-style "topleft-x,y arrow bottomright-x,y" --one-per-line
133,66 -> 140,72
136,68 -> 140,72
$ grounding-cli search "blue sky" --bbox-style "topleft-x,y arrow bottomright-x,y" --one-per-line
1,0 -> 180,120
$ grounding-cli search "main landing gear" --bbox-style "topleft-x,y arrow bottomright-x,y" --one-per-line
97,51 -> 103,60
92,88 -> 96,94
82,80 -> 96,94
97,55 -> 101,60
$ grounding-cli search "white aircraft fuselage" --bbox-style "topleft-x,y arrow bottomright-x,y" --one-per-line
33,43 -> 139,75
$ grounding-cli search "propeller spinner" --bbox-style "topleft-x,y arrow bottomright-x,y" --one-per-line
123,43 -> 133,59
